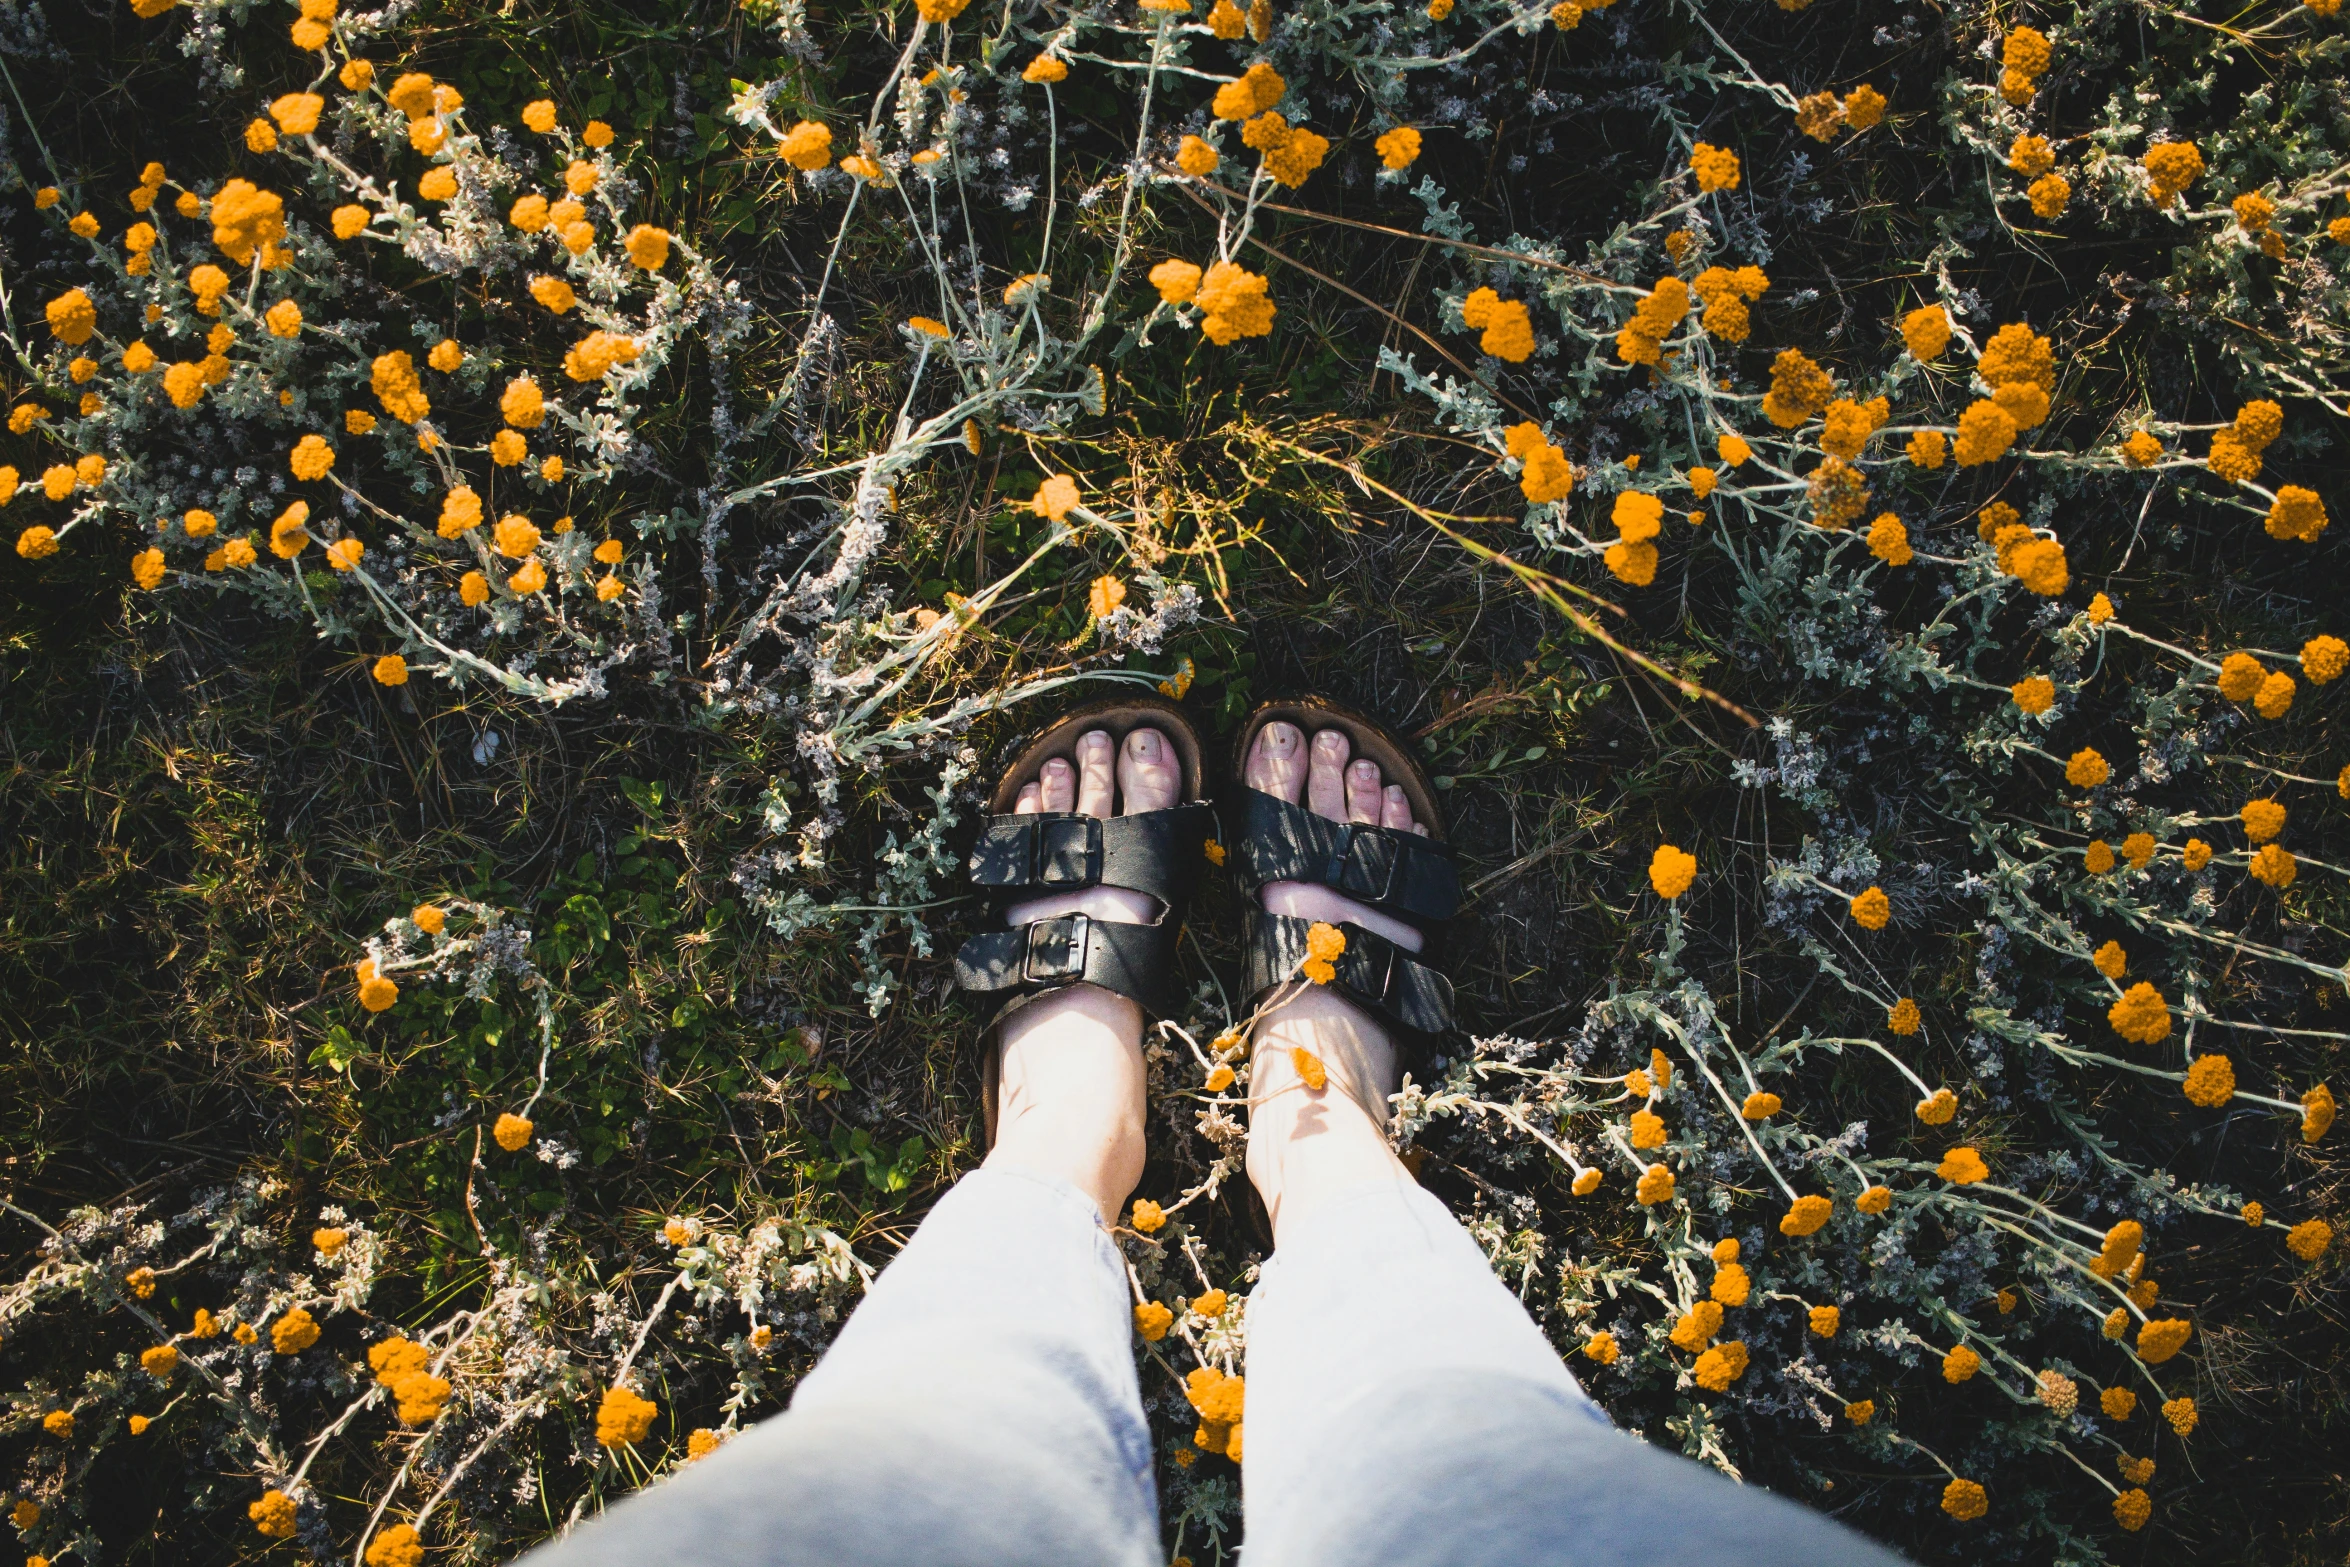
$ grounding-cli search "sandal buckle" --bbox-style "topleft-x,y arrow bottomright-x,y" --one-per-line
1023,913 -> 1090,982
1034,815 -> 1104,886
1326,824 -> 1400,904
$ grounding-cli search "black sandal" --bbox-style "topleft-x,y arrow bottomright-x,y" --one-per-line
952,694 -> 1218,1139
1227,697 -> 1461,1051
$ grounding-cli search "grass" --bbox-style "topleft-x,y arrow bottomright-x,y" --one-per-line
4,0 -> 2349,1559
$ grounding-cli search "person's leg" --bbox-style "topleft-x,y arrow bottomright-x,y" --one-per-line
1235,726 -> 1910,1567
521,730 -> 1183,1567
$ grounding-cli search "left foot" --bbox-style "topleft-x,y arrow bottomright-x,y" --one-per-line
984,726 -> 1181,1221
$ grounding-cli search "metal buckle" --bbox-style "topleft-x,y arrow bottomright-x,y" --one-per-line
1325,823 -> 1400,904
1035,815 -> 1104,887
1023,913 -> 1090,982
1337,928 -> 1395,1001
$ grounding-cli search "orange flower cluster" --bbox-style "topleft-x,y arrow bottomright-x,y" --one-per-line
1614,276 -> 1688,366
1690,265 -> 1767,341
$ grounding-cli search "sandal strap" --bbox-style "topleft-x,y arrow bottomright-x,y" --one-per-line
954,914 -> 1179,1014
1242,911 -> 1455,1042
967,803 -> 1217,909
1229,789 -> 1461,929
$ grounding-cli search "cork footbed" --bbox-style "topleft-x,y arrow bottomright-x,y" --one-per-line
986,692 -> 1207,814
1230,696 -> 1449,842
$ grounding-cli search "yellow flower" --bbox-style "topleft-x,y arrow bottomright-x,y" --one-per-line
1913,1086 -> 1957,1126
1629,1110 -> 1665,1148
2113,1489 -> 2152,1532
595,1386 -> 658,1447
488,1111 -> 535,1151
1937,1146 -> 1989,1184
2298,634 -> 2348,684
1809,1305 -> 1840,1337
1843,1399 -> 1874,1424
2249,843 -> 2297,887
1021,54 -> 1068,83
1648,844 -> 1696,898
509,558 -> 548,595
1885,997 -> 1921,1036
2084,839 -> 2115,874
1582,1331 -> 1618,1363
2121,431 -> 2162,467
270,92 -> 325,135
1710,1262 -> 1751,1306
1195,260 -> 1276,343
1906,429 -> 1947,468
622,224 -> 671,270
1857,1184 -> 1892,1214
564,159 -> 599,196
2028,174 -> 2071,219
582,119 -> 613,147
1843,84 -> 1886,128
1939,1478 -> 1987,1521
1212,61 -> 1285,121
2101,1385 -> 2137,1419
2304,1083 -> 2336,1141
2134,1317 -> 2192,1363
2266,485 -> 2329,542
1130,1199 -> 1167,1234
2287,1218 -> 2333,1260
271,1307 -> 321,1354
1739,1091 -> 1780,1121
1290,1046 -> 1327,1089
141,1342 -> 179,1377
2121,832 -> 2155,869
1712,1237 -> 1738,1263
562,331 -> 641,381
1941,1343 -> 1980,1382
130,547 -> 166,590
778,120 -> 833,170
250,1489 -> 298,1538
1691,1340 -> 1749,1390
1205,1064 -> 1235,1092
341,58 -> 373,89
1375,126 -> 1422,170
1780,1194 -> 1833,1235
1087,575 -> 1126,619
1690,142 -> 1740,192
1635,1163 -> 1676,1204
2144,139 -> 2204,204
1571,1168 -> 1601,1195
289,435 -> 335,483
2182,1054 -> 2236,1108
2063,748 -> 2109,788
1848,885 -> 1890,929
1670,1300 -> 1723,1350
1866,514 -> 1912,565
2252,669 -> 2295,718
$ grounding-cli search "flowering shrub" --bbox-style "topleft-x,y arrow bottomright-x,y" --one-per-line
3,0 -> 2345,1560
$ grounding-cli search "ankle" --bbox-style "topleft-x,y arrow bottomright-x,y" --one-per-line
984,985 -> 1148,1223
1244,986 -> 1410,1241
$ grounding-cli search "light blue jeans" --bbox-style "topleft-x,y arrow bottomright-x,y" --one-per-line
524,1166 -> 1907,1566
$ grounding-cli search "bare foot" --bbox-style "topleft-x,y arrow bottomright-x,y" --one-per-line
1242,722 -> 1429,1239
985,727 -> 1181,1221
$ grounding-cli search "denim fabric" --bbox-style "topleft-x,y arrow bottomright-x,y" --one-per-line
521,1167 -> 1907,1567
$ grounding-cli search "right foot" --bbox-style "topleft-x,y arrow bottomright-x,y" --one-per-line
1241,723 -> 1427,1233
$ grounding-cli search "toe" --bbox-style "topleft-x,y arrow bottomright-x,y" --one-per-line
1118,727 -> 1181,813
1040,756 -> 1076,813
1014,780 -> 1044,815
1306,729 -> 1351,821
1346,759 -> 1383,823
1246,720 -> 1307,801
1381,784 -> 1414,830
1075,730 -> 1116,817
